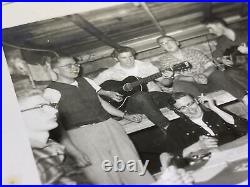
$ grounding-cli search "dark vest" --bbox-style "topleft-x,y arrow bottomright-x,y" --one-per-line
48,78 -> 110,130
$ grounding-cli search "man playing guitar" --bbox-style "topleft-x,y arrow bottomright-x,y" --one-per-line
94,46 -> 178,134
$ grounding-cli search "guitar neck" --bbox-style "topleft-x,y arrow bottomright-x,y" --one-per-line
130,72 -> 162,88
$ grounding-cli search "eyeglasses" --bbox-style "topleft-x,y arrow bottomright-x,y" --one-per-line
21,103 -> 58,112
55,63 -> 81,68
176,101 -> 196,111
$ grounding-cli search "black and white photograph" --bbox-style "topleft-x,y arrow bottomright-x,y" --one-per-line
2,2 -> 248,184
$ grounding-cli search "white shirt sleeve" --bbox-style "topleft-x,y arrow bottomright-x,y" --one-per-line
84,77 -> 101,92
43,88 -> 62,103
93,69 -> 114,85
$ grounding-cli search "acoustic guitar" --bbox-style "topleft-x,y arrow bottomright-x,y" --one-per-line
100,61 -> 192,109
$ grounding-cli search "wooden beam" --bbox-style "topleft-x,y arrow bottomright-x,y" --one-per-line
67,14 -> 121,49
140,2 -> 165,35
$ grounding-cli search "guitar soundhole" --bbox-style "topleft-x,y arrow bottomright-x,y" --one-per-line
123,83 -> 133,92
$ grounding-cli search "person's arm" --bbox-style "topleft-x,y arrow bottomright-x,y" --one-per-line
191,49 -> 216,77
43,88 -> 61,104
98,96 -> 142,122
145,60 -> 174,88
198,95 -> 235,124
92,69 -> 112,85
98,89 -> 123,102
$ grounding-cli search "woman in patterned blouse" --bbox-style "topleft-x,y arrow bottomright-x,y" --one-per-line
156,35 -> 248,106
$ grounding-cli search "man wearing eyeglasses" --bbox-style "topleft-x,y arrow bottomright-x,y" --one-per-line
19,89 -> 91,184
161,92 -> 247,158
43,56 -> 155,184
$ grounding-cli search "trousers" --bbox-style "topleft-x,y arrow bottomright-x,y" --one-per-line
125,91 -> 173,132
173,70 -> 247,99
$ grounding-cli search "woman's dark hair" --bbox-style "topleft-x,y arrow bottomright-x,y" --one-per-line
111,46 -> 137,59
171,92 -> 195,104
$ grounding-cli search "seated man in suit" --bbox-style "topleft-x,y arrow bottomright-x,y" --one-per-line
94,46 -> 174,134
163,92 -> 247,158
19,89 -> 91,184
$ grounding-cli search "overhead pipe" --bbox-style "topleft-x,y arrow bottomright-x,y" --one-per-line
140,3 -> 166,36
67,14 -> 121,49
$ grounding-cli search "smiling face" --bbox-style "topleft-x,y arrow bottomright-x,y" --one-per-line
20,95 -> 58,147
116,51 -> 136,68
158,37 -> 179,52
174,95 -> 203,119
54,57 -> 80,80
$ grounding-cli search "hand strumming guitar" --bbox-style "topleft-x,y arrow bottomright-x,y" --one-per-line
107,91 -> 123,102
161,70 -> 174,79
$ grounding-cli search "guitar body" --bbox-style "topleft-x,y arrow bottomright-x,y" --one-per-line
100,76 -> 148,109
99,61 -> 192,109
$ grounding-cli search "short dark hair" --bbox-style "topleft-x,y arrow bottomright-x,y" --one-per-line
111,46 -> 137,59
171,92 -> 195,105
203,17 -> 228,27
156,35 -> 177,45
51,56 -> 75,69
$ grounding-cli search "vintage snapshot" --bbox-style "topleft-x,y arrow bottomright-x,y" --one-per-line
2,2 -> 248,184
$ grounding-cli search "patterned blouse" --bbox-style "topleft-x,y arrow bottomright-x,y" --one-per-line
32,140 -> 89,184
159,48 -> 215,77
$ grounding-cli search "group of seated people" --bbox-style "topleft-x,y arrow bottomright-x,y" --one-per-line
19,18 -> 247,184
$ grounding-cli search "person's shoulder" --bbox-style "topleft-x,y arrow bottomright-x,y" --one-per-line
168,118 -> 186,130
135,59 -> 145,65
43,87 -> 62,102
105,63 -> 120,72
185,48 -> 200,53
136,59 -> 154,66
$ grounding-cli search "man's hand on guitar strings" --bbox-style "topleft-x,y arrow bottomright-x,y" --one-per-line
162,70 -> 174,79
108,91 -> 123,102
124,113 -> 143,123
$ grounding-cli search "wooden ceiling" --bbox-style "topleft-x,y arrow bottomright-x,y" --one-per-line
2,2 -> 248,59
